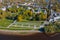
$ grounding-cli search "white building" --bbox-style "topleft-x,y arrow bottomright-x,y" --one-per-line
1,7 -> 6,11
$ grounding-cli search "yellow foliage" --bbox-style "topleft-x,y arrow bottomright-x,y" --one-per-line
17,15 -> 23,22
25,10 -> 33,16
57,9 -> 60,12
40,13 -> 47,20
0,11 -> 7,19
42,14 -> 47,20
0,15 -> 2,19
44,26 -> 55,34
29,11 -> 33,16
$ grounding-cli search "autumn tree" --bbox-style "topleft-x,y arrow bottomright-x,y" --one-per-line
17,15 -> 23,22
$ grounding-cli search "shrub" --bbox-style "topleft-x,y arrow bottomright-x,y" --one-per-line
54,22 -> 60,32
44,25 -> 55,34
17,15 -> 23,22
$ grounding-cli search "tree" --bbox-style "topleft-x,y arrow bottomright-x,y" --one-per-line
39,11 -> 47,20
42,14 -> 47,20
35,14 -> 40,21
17,15 -> 23,22
44,24 -> 55,34
0,10 -> 7,19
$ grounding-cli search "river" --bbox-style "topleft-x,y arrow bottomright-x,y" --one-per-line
0,33 -> 60,40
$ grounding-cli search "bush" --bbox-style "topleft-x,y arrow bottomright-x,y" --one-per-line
44,25 -> 55,34
17,15 -> 23,22
54,22 -> 60,32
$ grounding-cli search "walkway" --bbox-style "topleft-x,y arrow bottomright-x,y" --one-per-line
7,20 -> 16,28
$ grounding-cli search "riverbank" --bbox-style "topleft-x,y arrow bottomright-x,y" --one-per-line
0,32 -> 60,40
0,30 -> 41,35
0,30 -> 60,40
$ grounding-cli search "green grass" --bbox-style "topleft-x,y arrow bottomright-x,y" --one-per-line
0,20 -> 43,30
0,19 -> 13,27
8,21 -> 43,30
44,26 -> 55,34
44,22 -> 60,34
15,21 -> 44,27
0,27 -> 38,30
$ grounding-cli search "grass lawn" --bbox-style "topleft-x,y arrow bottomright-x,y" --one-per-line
8,21 -> 43,30
15,21 -> 44,27
0,27 -> 35,30
0,19 -> 13,27
44,22 -> 60,34
0,20 -> 43,30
